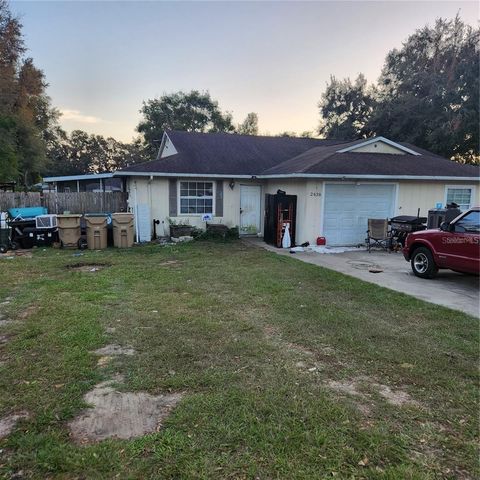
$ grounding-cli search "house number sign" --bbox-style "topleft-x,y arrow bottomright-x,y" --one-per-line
309,192 -> 321,197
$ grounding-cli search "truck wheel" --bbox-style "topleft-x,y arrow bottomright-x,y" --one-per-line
411,247 -> 438,279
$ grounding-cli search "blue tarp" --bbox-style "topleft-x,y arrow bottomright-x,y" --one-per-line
8,207 -> 48,219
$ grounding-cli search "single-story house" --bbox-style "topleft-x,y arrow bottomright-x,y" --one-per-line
44,130 -> 479,246
114,130 -> 479,245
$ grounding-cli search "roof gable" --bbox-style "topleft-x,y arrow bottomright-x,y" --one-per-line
336,137 -> 420,156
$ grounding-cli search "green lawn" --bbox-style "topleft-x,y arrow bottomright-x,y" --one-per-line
0,240 -> 478,479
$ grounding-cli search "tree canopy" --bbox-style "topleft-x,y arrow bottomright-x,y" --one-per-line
319,16 -> 479,163
45,130 -> 147,177
318,74 -> 375,140
137,90 -> 235,155
237,112 -> 259,135
0,0 -> 59,186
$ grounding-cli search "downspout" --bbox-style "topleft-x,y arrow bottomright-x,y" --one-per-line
148,175 -> 153,240
133,180 -> 140,242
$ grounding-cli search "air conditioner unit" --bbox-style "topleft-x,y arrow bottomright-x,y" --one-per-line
35,214 -> 57,229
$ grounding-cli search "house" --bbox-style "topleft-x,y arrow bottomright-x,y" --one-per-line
113,130 -> 479,245
43,131 -> 479,245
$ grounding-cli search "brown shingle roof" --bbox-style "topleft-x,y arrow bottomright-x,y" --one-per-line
121,130 -> 347,175
262,142 -> 479,177
120,131 -> 479,178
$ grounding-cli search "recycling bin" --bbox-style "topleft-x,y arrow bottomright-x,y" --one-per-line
57,214 -> 82,248
85,215 -> 108,250
112,213 -> 134,248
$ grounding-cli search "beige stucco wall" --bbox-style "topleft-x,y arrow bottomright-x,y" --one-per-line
267,179 -> 479,245
126,177 -> 264,236
127,176 -> 479,243
396,180 -> 479,216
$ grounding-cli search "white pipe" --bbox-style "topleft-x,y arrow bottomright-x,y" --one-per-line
133,181 -> 140,242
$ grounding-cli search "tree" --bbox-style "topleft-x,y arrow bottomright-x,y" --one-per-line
369,16 -> 479,162
237,112 -> 259,135
318,16 -> 479,163
45,128 -> 148,176
0,1 -> 57,186
137,90 -> 235,155
318,74 -> 375,140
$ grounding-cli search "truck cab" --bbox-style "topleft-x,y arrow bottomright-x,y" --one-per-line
403,207 -> 480,278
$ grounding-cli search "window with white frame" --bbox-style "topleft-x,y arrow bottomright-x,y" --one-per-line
179,181 -> 213,214
446,187 -> 474,211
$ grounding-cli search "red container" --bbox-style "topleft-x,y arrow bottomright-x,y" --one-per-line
316,236 -> 326,246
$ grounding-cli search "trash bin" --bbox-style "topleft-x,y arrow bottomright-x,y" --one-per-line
57,214 -> 82,248
85,215 -> 108,250
112,213 -> 135,248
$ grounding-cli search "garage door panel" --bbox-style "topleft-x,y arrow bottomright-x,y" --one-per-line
324,184 -> 395,246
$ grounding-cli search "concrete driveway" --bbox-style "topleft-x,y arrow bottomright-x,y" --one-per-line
247,239 -> 479,317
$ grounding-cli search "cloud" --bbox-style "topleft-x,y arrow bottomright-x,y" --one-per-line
59,109 -> 102,124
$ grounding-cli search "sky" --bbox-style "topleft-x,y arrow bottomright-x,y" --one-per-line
10,0 -> 479,142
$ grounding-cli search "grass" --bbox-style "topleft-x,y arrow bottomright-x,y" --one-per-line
0,240 -> 478,479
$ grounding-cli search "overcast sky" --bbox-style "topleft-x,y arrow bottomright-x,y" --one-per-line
11,0 -> 479,142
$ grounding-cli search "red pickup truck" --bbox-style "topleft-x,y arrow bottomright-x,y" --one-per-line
403,207 -> 480,278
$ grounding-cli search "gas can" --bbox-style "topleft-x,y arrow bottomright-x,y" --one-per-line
316,236 -> 326,246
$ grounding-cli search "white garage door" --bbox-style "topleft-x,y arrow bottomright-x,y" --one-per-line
323,184 -> 395,246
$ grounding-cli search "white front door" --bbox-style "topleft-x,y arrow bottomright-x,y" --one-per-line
240,185 -> 261,235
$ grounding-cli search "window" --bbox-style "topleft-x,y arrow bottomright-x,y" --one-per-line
446,187 -> 473,211
454,210 -> 480,233
179,181 -> 213,214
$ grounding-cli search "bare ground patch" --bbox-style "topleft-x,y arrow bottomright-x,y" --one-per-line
68,377 -> 183,443
159,260 -> 183,268
328,376 -> 421,409
0,412 -> 29,439
66,262 -> 110,273
94,344 -> 135,356
18,305 -> 38,320
262,325 -> 421,412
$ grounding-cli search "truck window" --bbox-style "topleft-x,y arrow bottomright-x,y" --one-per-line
454,211 -> 480,233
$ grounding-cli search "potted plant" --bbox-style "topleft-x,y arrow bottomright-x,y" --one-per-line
167,218 -> 194,238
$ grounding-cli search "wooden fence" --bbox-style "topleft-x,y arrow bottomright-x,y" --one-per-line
0,192 -> 128,214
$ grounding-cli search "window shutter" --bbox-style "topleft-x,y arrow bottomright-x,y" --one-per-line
169,179 -> 177,216
215,180 -> 223,217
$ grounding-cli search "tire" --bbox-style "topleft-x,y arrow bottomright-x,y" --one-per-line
0,244 -> 7,254
411,246 -> 438,279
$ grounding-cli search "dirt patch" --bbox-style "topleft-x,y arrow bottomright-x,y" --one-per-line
327,376 -> 420,409
0,318 -> 13,327
68,378 -> 183,443
97,356 -> 113,367
159,260 -> 182,267
0,412 -> 29,439
94,344 -> 135,356
18,305 -> 38,320
66,262 -> 110,273
373,383 -> 420,407
0,333 -> 13,345
328,379 -> 364,397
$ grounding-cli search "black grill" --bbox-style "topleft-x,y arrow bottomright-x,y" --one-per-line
389,215 -> 427,248
389,215 -> 427,233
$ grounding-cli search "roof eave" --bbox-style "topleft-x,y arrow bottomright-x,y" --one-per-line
258,173 -> 478,181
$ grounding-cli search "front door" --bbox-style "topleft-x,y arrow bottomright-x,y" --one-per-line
240,185 -> 261,235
